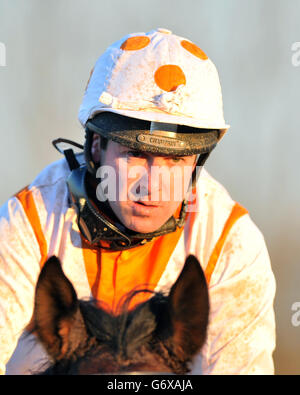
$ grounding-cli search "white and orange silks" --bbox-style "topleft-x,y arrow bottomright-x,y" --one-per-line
0,157 -> 276,375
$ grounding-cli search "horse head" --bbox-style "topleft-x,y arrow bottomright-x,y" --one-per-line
32,255 -> 209,374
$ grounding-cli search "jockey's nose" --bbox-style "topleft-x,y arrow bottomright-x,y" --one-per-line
145,156 -> 174,202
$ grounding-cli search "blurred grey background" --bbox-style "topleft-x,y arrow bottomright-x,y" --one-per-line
0,0 -> 299,374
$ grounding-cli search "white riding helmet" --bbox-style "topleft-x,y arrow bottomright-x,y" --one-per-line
79,28 -> 229,143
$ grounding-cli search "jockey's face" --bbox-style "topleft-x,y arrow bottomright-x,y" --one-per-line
92,136 -> 197,233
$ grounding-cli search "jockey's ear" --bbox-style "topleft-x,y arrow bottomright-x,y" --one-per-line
33,256 -> 88,361
167,255 -> 209,360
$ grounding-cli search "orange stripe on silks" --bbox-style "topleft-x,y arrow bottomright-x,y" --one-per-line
81,238 -> 121,312
205,202 -> 248,285
15,186 -> 48,268
81,225 -> 185,314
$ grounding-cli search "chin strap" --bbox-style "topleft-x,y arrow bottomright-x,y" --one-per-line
192,152 -> 210,187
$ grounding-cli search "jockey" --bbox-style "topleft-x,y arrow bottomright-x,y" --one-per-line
0,28 -> 276,375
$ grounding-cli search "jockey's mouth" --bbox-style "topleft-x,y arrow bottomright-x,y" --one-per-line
134,200 -> 160,207
130,200 -> 162,216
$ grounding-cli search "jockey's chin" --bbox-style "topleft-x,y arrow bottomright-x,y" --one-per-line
108,198 -> 183,234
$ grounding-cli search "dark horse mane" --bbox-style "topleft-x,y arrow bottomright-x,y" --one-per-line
32,255 -> 209,375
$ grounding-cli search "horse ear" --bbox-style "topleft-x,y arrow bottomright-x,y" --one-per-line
168,255 -> 209,359
33,256 -> 87,360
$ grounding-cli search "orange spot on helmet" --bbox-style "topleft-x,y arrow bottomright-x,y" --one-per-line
120,36 -> 150,51
154,65 -> 186,92
181,40 -> 208,60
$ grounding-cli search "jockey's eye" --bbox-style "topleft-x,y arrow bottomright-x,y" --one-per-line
163,156 -> 185,164
169,157 -> 184,163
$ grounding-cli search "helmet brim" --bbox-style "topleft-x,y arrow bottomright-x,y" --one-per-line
86,112 -> 221,156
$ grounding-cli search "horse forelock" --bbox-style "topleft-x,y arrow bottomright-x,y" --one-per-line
78,289 -> 165,355
71,290 -> 189,374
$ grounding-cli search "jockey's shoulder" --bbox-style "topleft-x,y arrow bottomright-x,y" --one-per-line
28,154 -> 84,192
